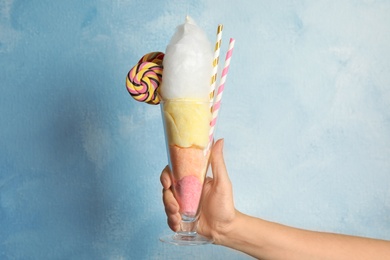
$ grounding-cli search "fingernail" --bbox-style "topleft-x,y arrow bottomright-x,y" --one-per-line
162,178 -> 168,189
219,138 -> 224,151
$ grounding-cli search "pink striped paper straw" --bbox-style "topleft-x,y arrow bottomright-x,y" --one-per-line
206,38 -> 235,153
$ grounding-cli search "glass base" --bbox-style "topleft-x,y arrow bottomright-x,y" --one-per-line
159,232 -> 213,246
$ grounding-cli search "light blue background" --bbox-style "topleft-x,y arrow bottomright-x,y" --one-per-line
1,0 -> 389,259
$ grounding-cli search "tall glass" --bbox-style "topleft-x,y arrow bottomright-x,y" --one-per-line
159,99 -> 213,245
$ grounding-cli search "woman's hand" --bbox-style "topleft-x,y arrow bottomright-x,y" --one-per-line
160,139 -> 237,243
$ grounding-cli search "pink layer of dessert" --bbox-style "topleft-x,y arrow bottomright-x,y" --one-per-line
174,175 -> 203,216
169,145 -> 208,216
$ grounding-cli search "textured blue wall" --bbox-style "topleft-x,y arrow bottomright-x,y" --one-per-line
1,0 -> 389,259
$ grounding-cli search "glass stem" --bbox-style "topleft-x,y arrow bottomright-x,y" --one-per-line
179,219 -> 198,235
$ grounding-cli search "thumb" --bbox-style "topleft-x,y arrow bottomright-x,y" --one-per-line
210,139 -> 230,186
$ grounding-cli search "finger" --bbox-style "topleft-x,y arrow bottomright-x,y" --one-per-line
162,187 -> 179,215
167,212 -> 181,232
162,188 -> 181,232
160,165 -> 172,190
210,139 -> 231,186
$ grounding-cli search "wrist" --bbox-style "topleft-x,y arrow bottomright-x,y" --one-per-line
212,209 -> 245,246
213,211 -> 270,259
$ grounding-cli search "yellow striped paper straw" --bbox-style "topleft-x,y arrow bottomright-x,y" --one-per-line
209,24 -> 223,103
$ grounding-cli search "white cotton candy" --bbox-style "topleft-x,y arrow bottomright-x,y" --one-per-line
160,16 -> 213,100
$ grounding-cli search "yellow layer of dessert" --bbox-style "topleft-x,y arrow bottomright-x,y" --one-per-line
162,99 -> 211,148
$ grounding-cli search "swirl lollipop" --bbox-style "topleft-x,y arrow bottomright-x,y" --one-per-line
126,52 -> 164,105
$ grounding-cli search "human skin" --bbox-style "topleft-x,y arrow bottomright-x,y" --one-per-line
161,139 -> 390,260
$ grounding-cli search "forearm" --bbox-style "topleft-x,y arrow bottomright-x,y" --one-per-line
215,211 -> 304,259
216,211 -> 390,260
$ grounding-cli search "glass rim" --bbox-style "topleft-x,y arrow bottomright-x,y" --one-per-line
159,98 -> 213,104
